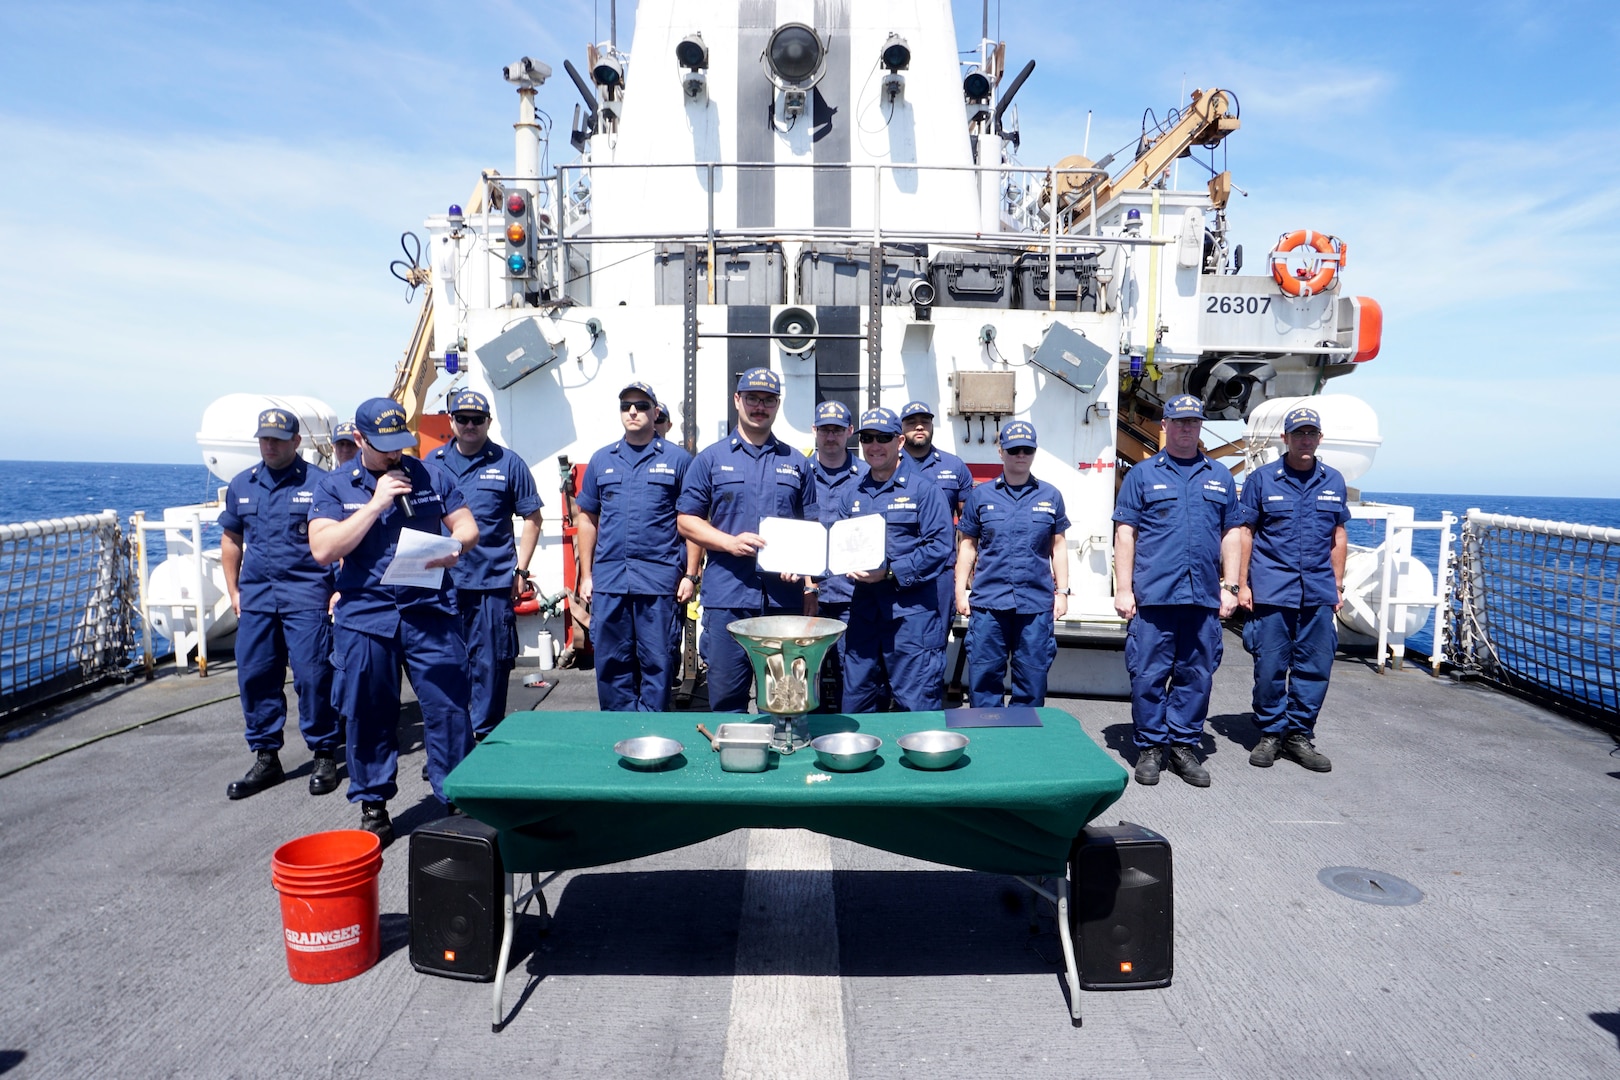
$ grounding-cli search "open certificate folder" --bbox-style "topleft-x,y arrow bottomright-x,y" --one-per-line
755,514 -> 887,577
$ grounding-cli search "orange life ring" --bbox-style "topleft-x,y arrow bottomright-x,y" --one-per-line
1270,230 -> 1345,297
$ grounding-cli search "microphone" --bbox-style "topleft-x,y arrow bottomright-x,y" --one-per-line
395,492 -> 415,518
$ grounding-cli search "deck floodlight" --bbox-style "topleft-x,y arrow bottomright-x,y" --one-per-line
764,23 -> 827,89
592,53 -> 624,89
963,67 -> 991,102
909,278 -> 935,322
881,33 -> 911,72
676,32 -> 709,70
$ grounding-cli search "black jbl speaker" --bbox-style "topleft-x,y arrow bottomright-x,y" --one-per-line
409,815 -> 503,981
1070,822 -> 1173,990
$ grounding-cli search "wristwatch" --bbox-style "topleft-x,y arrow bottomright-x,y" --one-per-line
1221,582 -> 1239,595
515,568 -> 531,580
1055,588 -> 1072,596
682,572 -> 700,585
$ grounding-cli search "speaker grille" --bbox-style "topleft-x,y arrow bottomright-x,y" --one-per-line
1071,822 -> 1174,991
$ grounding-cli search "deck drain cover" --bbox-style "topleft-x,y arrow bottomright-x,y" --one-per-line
1317,866 -> 1423,906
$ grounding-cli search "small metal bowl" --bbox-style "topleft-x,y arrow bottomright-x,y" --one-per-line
810,732 -> 881,772
898,730 -> 969,769
614,736 -> 684,769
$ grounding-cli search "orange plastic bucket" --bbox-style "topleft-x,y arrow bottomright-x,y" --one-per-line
271,830 -> 383,984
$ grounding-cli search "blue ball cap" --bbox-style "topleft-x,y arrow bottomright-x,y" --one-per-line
857,407 -> 901,435
735,367 -> 782,396
254,408 -> 299,440
1283,406 -> 1323,434
1163,394 -> 1206,421
654,402 -> 670,423
331,421 -> 358,444
448,389 -> 491,416
999,421 -> 1037,450
814,400 -> 852,427
899,400 -> 935,421
619,380 -> 658,405
354,397 -> 416,452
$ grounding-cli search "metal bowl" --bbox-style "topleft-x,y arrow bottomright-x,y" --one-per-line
897,730 -> 969,769
614,736 -> 684,769
810,731 -> 881,772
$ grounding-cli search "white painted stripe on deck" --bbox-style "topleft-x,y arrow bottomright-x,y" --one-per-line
721,829 -> 849,1080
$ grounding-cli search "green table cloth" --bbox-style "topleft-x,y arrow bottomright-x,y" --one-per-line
445,709 -> 1128,876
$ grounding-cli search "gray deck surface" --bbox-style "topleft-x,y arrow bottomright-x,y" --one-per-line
3,637 -> 1618,1079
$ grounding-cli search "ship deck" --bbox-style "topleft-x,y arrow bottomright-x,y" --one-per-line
3,638 -> 1618,1079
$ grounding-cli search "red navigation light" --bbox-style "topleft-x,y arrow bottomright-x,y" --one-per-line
506,222 -> 527,244
506,193 -> 527,215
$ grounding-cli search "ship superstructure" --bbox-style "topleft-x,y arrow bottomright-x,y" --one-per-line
393,0 -> 1383,689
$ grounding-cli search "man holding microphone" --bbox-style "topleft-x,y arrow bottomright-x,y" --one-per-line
308,397 -> 478,846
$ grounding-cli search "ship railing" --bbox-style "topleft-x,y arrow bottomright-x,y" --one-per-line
1451,511 -> 1620,727
1348,505 -> 1457,676
483,161 -> 1137,306
130,510 -> 217,679
0,511 -> 136,718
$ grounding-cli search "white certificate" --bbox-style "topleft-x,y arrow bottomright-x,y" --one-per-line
828,514 -> 887,575
754,515 -> 887,577
380,528 -> 462,589
756,517 -> 832,576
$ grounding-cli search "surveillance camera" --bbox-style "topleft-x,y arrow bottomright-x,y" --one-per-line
503,57 -> 552,86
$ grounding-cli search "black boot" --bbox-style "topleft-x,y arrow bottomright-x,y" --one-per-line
227,750 -> 284,800
359,801 -> 394,848
1133,747 -> 1163,786
1282,733 -> 1332,772
1167,745 -> 1211,787
308,751 -> 339,796
1249,735 -> 1282,768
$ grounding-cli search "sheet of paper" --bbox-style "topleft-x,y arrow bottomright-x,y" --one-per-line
379,528 -> 461,588
828,514 -> 887,575
755,517 -> 828,576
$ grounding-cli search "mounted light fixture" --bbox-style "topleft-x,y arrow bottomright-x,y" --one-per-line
764,23 -> 827,86
592,53 -> 624,89
881,33 -> 910,72
962,67 -> 991,102
675,32 -> 709,70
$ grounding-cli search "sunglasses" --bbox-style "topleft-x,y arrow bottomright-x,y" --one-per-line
1005,446 -> 1034,456
620,400 -> 654,413
451,414 -> 489,426
859,432 -> 897,444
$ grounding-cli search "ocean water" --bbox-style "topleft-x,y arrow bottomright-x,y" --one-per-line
1353,492 -> 1620,657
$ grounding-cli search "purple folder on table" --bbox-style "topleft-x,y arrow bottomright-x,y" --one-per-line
947,707 -> 1043,728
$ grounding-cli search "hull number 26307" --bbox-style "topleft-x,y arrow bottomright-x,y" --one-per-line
1205,295 -> 1272,314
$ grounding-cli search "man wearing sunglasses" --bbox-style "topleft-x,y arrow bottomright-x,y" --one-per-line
677,368 -> 818,711
834,407 -> 954,712
575,382 -> 697,711
899,401 -> 973,649
429,389 -> 543,740
1112,394 -> 1241,788
954,421 -> 1070,708
308,397 -> 479,845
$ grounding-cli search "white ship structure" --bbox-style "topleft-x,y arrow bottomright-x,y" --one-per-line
137,0 -> 1451,690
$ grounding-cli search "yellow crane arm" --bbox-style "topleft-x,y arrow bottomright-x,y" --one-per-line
1061,88 -> 1240,228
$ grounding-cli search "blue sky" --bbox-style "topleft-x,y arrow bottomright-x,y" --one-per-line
1,1 -> 1616,496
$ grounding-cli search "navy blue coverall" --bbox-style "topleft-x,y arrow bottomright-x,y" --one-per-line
219,458 -> 341,757
1113,451 -> 1240,749
676,430 -> 817,712
308,458 -> 474,805
1238,459 -> 1351,736
576,436 -> 693,711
